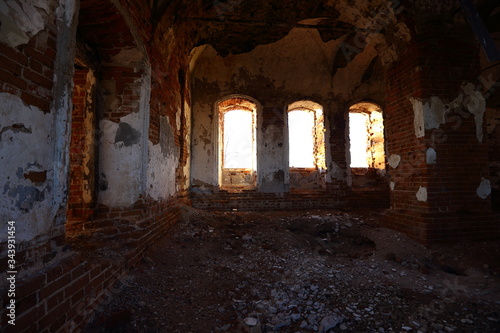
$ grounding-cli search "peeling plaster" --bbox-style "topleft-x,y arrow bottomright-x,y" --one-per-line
0,0 -> 51,47
426,148 -> 436,164
411,98 -> 425,138
476,177 -> 491,199
115,122 -> 141,147
410,84 -> 485,142
410,96 -> 449,137
390,181 -> 395,191
147,141 -> 178,201
99,112 -> 145,207
462,83 -> 486,142
416,186 -> 427,202
329,162 -> 345,181
0,93 -> 56,242
191,29 -> 343,192
387,154 -> 401,169
53,0 -> 77,28
425,97 -> 446,130
333,43 -> 378,98
148,116 -> 181,200
329,0 -> 410,66
52,0 -> 79,224
110,48 -> 144,67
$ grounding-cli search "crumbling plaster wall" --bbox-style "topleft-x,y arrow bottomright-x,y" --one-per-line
0,0 -> 78,244
191,26 -> 385,193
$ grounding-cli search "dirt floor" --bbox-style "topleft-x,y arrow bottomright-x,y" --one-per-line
84,207 -> 500,333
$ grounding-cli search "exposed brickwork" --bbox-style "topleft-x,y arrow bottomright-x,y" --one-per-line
2,2 -> 500,332
191,189 -> 348,211
100,66 -> 145,122
67,68 -> 96,223
1,196 -> 188,332
384,26 -> 498,244
0,28 -> 57,112
486,107 -> 500,211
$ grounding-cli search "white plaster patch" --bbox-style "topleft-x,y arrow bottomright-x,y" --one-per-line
0,93 -> 56,242
416,186 -> 427,202
99,113 -> 144,207
147,141 -> 178,200
61,0 -> 77,27
410,97 -> 425,138
462,83 -> 486,142
476,177 -> 491,199
0,0 -> 50,47
390,181 -> 395,191
426,148 -> 436,164
329,161 -> 344,181
387,154 -> 401,169
424,96 -> 446,130
411,96 -> 449,138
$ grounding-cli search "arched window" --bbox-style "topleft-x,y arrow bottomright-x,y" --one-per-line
287,101 -> 326,170
218,97 -> 257,188
349,102 -> 385,169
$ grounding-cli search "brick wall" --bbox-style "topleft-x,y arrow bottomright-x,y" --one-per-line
191,189 -> 347,211
486,107 -> 500,211
1,196 -> 188,332
67,68 -> 97,223
101,66 -> 145,122
384,26 -> 499,244
0,29 -> 57,113
0,2 -> 195,331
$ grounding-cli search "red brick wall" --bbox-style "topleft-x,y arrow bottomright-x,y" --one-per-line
101,66 -> 145,122
0,28 -> 57,113
384,28 -> 498,244
1,196 -> 188,332
0,2 -> 197,331
487,107 -> 500,211
67,69 -> 96,223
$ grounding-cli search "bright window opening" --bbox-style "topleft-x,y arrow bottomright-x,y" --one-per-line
349,103 -> 385,169
349,113 -> 370,167
287,101 -> 326,170
289,110 -> 315,168
218,97 -> 257,188
223,110 -> 253,168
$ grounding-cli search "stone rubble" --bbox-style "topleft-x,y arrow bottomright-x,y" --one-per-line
85,208 -> 500,333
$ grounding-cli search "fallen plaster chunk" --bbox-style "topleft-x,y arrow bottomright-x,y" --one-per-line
426,148 -> 436,164
416,186 -> 427,202
387,154 -> 401,169
476,178 -> 491,199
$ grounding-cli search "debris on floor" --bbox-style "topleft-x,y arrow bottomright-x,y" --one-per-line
84,207 -> 500,333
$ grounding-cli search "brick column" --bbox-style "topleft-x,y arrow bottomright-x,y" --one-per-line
67,68 -> 97,225
384,28 -> 497,244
